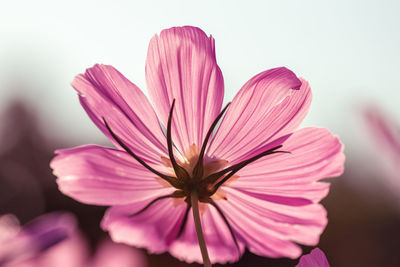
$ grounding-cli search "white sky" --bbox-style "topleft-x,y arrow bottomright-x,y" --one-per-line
1,0 -> 399,156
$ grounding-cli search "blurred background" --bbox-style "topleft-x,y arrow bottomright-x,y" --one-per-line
1,0 -> 399,266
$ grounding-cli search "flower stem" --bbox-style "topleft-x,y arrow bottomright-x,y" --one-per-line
191,191 -> 212,267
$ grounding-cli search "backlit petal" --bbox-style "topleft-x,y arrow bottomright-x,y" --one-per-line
72,64 -> 167,164
103,200 -> 244,264
146,26 -> 224,154
218,187 -> 327,258
101,198 -> 186,254
169,205 -> 245,264
51,145 -> 173,206
228,127 -> 344,203
208,70 -> 310,164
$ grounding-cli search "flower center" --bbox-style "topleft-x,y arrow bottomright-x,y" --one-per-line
102,99 -> 288,255
161,144 -> 229,203
162,100 -> 287,204
159,100 -> 231,204
103,99 -> 287,206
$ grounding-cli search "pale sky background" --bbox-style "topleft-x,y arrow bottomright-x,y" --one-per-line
1,0 -> 399,159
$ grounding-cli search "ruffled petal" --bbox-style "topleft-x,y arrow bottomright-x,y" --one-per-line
50,145 -> 173,206
72,64 -> 167,164
217,187 -> 328,258
169,205 -> 245,264
228,127 -> 344,203
296,248 -> 330,267
102,199 -> 244,264
101,198 -> 186,254
208,127 -> 343,258
208,69 -> 310,164
146,26 -> 224,154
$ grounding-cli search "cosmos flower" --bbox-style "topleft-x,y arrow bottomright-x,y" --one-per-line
27,235 -> 148,267
364,107 -> 400,165
295,248 -> 330,267
364,106 -> 400,196
0,212 -> 75,266
51,26 -> 344,265
0,213 -> 148,267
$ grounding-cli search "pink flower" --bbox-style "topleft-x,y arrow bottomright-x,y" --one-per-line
0,212 -> 76,266
364,106 -> 400,195
0,213 -> 148,267
51,26 -> 344,265
364,107 -> 400,165
295,248 -> 330,267
31,236 -> 148,267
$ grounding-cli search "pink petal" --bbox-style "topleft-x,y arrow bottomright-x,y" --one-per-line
208,70 -> 310,164
35,232 -> 89,267
0,213 -> 79,267
50,145 -> 174,206
101,198 -> 186,254
146,26 -> 224,154
296,248 -> 330,267
209,127 -> 343,258
218,187 -> 327,258
228,127 -> 344,203
72,64 -> 168,164
169,205 -> 245,264
102,199 -> 244,264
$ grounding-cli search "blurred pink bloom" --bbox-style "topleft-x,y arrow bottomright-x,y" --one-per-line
0,212 -> 76,266
51,26 -> 344,264
364,107 -> 400,195
0,213 -> 147,267
296,248 -> 330,267
30,236 -> 148,267
364,107 -> 400,164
